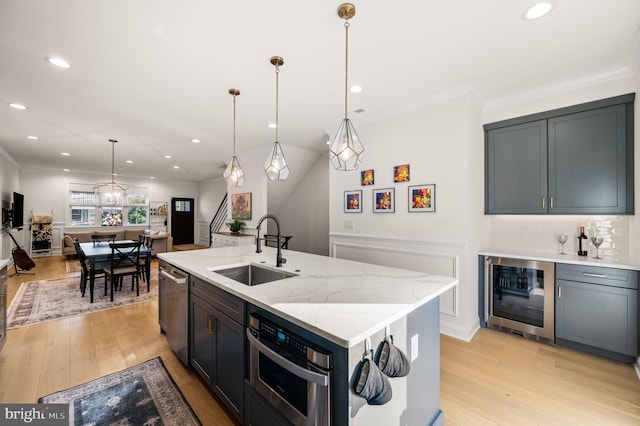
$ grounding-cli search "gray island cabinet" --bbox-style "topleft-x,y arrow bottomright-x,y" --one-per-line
485,93 -> 634,215
158,246 -> 457,426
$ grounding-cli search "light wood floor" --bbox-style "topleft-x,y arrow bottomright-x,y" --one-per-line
2,256 -> 639,425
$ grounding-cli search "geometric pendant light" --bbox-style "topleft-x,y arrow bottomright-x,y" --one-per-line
94,139 -> 130,208
329,2 -> 364,171
264,56 -> 290,180
223,88 -> 245,187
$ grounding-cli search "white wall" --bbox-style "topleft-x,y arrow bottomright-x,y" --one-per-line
483,73 -> 639,263
329,92 -> 484,340
329,71 -> 639,342
197,175 -> 228,245
272,153 -> 330,255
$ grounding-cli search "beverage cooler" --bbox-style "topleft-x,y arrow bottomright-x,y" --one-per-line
484,257 -> 555,343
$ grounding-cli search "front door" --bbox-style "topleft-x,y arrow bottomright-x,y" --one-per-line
171,197 -> 194,245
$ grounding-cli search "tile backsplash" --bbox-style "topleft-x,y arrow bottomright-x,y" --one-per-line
488,215 -> 629,258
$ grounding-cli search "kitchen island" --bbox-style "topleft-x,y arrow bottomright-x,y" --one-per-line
159,245 -> 457,426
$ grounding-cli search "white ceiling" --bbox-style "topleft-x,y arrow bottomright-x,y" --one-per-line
1,0 -> 639,182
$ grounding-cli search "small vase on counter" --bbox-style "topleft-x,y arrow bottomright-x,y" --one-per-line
577,226 -> 588,256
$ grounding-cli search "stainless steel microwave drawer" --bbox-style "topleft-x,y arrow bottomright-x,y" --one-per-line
555,264 -> 638,290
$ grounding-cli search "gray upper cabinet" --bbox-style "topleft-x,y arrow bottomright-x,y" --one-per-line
486,120 -> 548,214
485,93 -> 635,215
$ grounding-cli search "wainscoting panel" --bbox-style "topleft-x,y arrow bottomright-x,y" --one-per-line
197,220 -> 210,247
330,237 -> 459,317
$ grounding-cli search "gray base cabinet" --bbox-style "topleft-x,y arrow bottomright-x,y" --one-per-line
555,264 -> 638,362
190,276 -> 245,422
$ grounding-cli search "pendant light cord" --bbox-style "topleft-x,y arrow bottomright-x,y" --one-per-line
232,94 -> 237,156
275,65 -> 279,142
344,20 -> 350,119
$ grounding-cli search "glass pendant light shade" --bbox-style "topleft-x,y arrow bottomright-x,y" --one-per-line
224,88 -> 245,187
264,141 -> 289,180
331,3 -> 364,171
264,56 -> 289,180
94,139 -> 129,208
224,155 -> 245,187
329,117 -> 364,170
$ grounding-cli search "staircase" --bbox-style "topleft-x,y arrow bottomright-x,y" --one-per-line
209,193 -> 228,247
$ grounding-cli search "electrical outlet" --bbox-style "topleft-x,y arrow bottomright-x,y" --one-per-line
344,220 -> 354,230
411,334 -> 419,362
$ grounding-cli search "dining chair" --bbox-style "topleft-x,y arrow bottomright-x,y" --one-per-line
136,235 -> 154,286
73,239 -> 107,297
102,241 -> 141,301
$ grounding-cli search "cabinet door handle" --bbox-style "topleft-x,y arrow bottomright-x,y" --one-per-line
206,315 -> 216,334
550,196 -> 554,209
541,197 -> 545,209
557,286 -> 562,298
583,272 -> 606,278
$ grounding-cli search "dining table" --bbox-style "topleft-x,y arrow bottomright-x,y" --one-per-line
80,240 -> 152,303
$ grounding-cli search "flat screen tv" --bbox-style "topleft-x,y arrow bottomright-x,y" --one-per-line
12,192 -> 24,229
101,211 -> 122,226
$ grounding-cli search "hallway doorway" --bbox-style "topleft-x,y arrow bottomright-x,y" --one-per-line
170,197 -> 194,245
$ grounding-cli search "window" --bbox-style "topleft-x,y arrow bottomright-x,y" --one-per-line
127,207 -> 147,224
68,185 -> 149,227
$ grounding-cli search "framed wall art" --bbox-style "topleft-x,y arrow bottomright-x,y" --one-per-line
361,169 -> 374,186
408,184 -> 435,212
373,188 -> 395,213
344,190 -> 362,213
393,164 -> 410,182
231,192 -> 252,220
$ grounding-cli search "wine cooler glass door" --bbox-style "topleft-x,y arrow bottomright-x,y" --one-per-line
487,257 -> 555,342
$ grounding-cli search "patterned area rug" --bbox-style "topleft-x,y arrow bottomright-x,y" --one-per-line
39,357 -> 201,425
7,268 -> 158,329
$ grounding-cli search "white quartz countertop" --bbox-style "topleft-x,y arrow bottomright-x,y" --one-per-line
0,258 -> 9,270
479,247 -> 640,271
159,246 -> 457,348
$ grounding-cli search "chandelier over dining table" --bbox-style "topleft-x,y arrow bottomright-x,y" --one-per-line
94,139 -> 130,208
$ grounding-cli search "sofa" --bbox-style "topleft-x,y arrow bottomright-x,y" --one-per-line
62,228 -> 173,257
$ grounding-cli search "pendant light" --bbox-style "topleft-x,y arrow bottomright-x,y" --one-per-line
264,56 -> 290,180
94,139 -> 130,208
329,2 -> 364,171
223,88 -> 245,187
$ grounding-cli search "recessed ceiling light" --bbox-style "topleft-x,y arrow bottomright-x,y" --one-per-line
125,160 -> 133,164
63,169 -> 70,172
61,152 -> 70,156
149,176 -> 155,179
191,139 -> 201,143
26,135 -> 39,140
45,56 -> 71,69
8,103 -> 27,110
349,84 -> 363,93
164,155 -> 172,159
267,123 -> 277,129
522,1 -> 555,20
173,165 -> 179,169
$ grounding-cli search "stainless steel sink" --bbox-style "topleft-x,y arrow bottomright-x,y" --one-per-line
212,264 -> 297,286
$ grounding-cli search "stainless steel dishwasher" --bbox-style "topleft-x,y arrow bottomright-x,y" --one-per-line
159,260 -> 189,365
